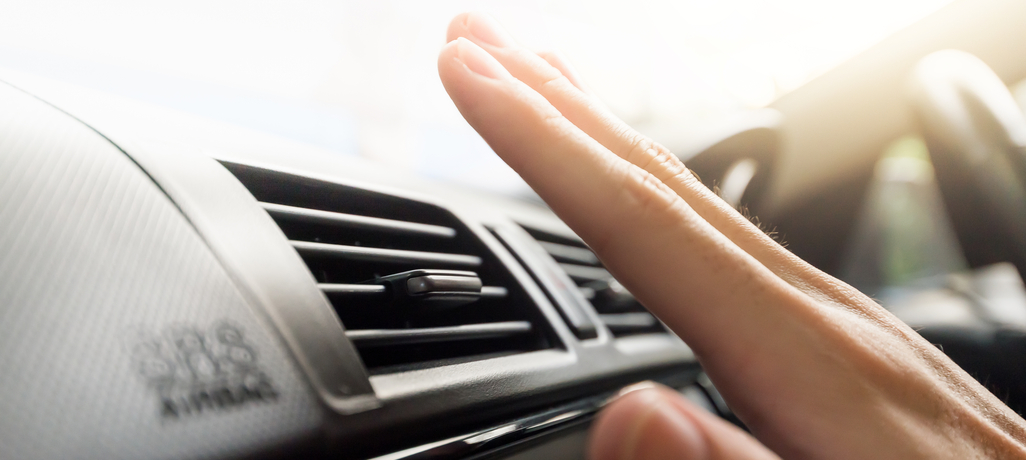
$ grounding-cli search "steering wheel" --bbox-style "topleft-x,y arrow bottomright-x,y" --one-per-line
909,49 -> 1026,277
680,109 -> 782,215
908,50 -> 1026,413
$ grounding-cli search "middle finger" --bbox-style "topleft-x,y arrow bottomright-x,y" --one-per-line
446,12 -> 866,307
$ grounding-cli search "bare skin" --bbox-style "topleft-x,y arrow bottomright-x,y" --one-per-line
437,12 -> 1026,460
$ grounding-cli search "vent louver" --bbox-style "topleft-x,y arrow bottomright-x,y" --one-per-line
223,163 -> 557,374
520,226 -> 667,337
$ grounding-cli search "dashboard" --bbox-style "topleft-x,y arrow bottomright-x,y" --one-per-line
10,3 -> 1026,454
0,71 -> 724,459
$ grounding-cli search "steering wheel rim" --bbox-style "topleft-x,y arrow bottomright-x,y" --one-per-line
909,49 -> 1026,277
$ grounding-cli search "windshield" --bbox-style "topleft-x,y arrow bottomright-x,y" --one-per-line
0,0 -> 952,195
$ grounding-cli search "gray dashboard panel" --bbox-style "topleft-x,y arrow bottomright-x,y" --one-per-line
0,82 -> 322,458
0,71 -> 702,459
108,141 -> 379,415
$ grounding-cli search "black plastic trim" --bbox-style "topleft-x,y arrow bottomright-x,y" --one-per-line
347,322 -> 534,347
292,241 -> 483,266
81,142 -> 380,414
262,202 -> 457,238
367,393 -> 607,460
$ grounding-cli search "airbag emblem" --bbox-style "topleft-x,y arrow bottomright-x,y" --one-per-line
129,322 -> 279,419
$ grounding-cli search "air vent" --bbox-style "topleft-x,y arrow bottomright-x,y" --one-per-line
520,226 -> 667,337
223,163 -> 557,374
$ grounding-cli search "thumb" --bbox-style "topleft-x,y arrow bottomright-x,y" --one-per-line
589,384 -> 779,460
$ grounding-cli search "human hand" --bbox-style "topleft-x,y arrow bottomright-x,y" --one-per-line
437,12 -> 1026,459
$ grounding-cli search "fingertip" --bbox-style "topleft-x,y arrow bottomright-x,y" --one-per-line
445,12 -> 472,43
438,37 -> 458,59
439,38 -> 510,91
462,37 -> 509,80
448,11 -> 516,48
589,386 -> 708,460
436,39 -> 460,82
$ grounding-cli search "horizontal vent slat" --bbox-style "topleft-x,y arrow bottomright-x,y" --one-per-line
559,263 -> 612,281
537,241 -> 601,265
599,313 -> 659,331
346,321 -> 533,347
480,286 -> 509,298
578,286 -> 596,300
292,241 -> 483,266
261,202 -> 456,238
318,284 -> 388,294
225,164 -> 557,371
318,283 -> 508,299
519,224 -> 668,338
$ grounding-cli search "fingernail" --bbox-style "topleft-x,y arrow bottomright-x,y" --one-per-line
467,13 -> 514,47
455,37 -> 506,80
591,387 -> 708,460
633,402 -> 708,460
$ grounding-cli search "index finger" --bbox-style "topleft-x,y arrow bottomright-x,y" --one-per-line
446,12 -> 863,308
438,37 -> 813,364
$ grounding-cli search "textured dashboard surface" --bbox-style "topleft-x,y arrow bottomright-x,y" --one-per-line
0,83 -> 322,459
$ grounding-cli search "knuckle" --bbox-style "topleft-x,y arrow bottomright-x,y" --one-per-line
671,166 -> 705,193
585,163 -> 692,261
621,133 -> 688,179
537,71 -> 573,95
621,131 -> 654,165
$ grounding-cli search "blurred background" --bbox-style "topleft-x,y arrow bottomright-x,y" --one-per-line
8,0 -> 1026,297
9,0 -> 1026,418
0,0 -> 955,196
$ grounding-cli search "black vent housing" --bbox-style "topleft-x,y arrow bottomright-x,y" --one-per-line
520,226 -> 667,337
224,163 -> 557,374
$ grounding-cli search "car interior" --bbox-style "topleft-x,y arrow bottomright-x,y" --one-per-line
3,0 -> 1026,458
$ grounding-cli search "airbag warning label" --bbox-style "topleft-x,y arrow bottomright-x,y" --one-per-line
130,322 -> 279,419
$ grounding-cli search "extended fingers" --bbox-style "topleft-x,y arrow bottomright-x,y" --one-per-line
446,12 -> 864,307
437,37 -> 666,247
438,37 -> 810,364
446,12 -> 634,161
536,50 -> 592,94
